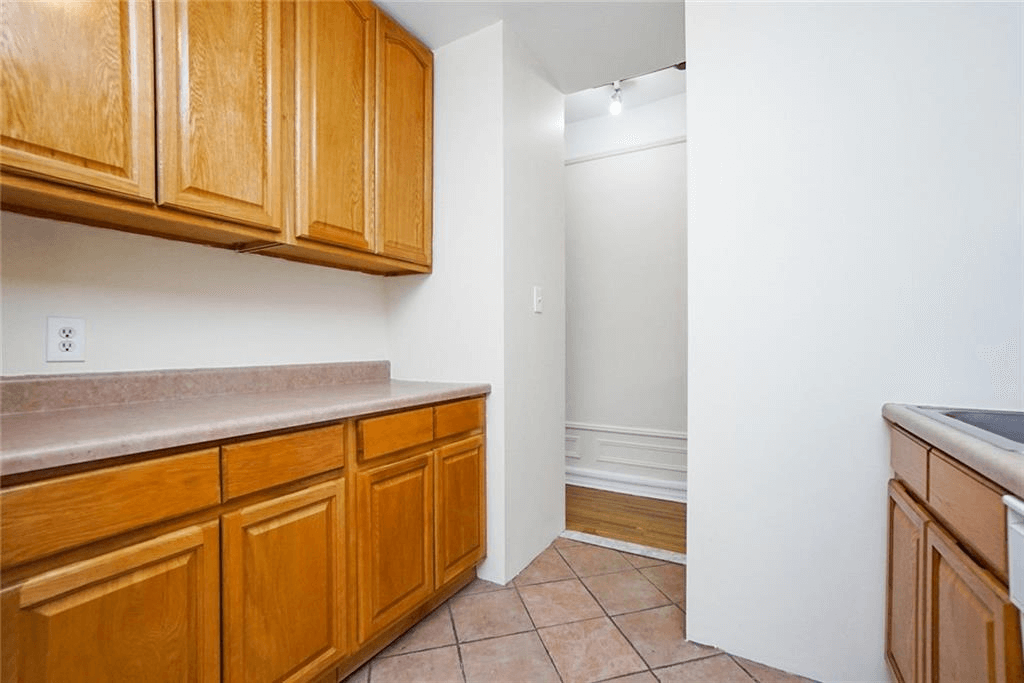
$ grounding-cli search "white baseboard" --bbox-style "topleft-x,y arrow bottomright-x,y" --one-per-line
566,466 -> 687,503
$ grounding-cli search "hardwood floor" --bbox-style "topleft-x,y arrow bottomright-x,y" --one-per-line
565,485 -> 685,553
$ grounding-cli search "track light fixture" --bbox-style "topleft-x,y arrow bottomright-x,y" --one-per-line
609,80 -> 622,115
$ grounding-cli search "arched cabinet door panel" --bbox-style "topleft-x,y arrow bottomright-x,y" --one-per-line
0,0 -> 155,200
375,11 -> 433,266
156,0 -> 284,232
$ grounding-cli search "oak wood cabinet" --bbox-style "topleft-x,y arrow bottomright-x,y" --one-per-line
925,521 -> 1021,683
1,0 -> 432,275
375,11 -> 433,266
294,0 -> 375,251
155,0 -> 284,232
0,0 -> 155,201
886,426 -> 1023,683
435,435 -> 486,588
355,452 -> 434,643
1,521 -> 221,682
222,480 -> 346,683
0,396 -> 485,683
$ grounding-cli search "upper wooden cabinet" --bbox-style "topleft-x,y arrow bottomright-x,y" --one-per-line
156,0 -> 284,232
0,0 -> 155,201
1,1 -> 434,274
294,0 -> 376,251
375,12 -> 433,266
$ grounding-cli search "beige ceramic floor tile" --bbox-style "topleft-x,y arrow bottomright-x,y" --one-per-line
449,588 -> 534,642
733,656 -> 817,683
459,631 -> 560,683
513,547 -> 576,586
605,672 -> 659,682
554,537 -> 585,550
614,605 -> 719,668
538,616 -> 648,683
653,654 -> 753,683
379,604 -> 456,657
624,553 -> 668,569
639,564 -> 686,606
369,646 -> 464,683
457,577 -> 507,596
582,569 -> 672,615
518,578 -> 605,627
558,544 -> 633,577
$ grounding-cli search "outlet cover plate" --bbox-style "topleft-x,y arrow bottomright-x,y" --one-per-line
47,317 -> 85,362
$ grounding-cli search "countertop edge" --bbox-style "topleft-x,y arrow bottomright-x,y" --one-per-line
2,382 -> 491,478
882,402 -> 1024,499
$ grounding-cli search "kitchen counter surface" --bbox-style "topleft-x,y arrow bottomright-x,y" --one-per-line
883,402 -> 1024,498
1,376 -> 490,477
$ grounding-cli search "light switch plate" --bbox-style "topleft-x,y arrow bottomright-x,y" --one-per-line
532,286 -> 544,314
47,317 -> 85,362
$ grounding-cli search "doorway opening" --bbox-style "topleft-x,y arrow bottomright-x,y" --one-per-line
562,66 -> 687,558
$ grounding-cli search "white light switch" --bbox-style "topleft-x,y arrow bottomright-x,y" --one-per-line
532,286 -> 543,314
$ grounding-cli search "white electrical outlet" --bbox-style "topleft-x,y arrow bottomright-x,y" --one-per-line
47,317 -> 85,362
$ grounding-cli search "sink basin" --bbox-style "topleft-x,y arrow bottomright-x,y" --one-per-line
943,410 -> 1024,444
907,406 -> 1024,453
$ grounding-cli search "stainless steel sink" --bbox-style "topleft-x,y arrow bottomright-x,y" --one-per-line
908,406 -> 1024,453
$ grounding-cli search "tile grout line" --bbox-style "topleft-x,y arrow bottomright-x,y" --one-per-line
567,547 -> 657,678
728,653 -> 762,682
510,581 -> 567,683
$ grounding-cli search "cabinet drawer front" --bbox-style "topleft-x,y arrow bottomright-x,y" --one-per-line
928,450 -> 1007,582
434,398 -> 484,440
890,426 -> 928,499
222,424 -> 345,500
1,449 -> 220,568
358,408 -> 433,461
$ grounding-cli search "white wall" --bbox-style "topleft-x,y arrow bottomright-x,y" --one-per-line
686,3 -> 1024,681
564,96 -> 687,501
386,22 -> 509,583
389,22 -> 567,583
501,28 -> 566,578
1,212 -> 390,376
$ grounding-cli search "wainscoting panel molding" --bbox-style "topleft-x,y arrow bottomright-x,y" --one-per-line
564,422 -> 687,503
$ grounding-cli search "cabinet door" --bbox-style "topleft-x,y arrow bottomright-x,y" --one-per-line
0,522 -> 219,682
0,0 -> 155,200
295,0 -> 375,251
924,522 -> 1024,683
355,452 -> 433,643
435,435 -> 486,588
222,479 -> 346,683
156,0 -> 284,231
375,11 -> 433,265
886,481 -> 927,683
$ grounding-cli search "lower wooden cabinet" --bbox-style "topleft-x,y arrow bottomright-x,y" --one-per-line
222,479 -> 346,683
924,522 -> 1022,683
355,452 -> 434,644
435,435 -> 486,588
1,521 -> 220,682
886,481 -> 926,683
886,479 -> 1023,683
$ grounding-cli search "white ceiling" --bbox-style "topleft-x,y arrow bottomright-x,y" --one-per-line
375,1 -> 686,94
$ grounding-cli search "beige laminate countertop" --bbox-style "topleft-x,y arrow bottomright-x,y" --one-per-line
1,379 -> 490,477
883,403 -> 1024,498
